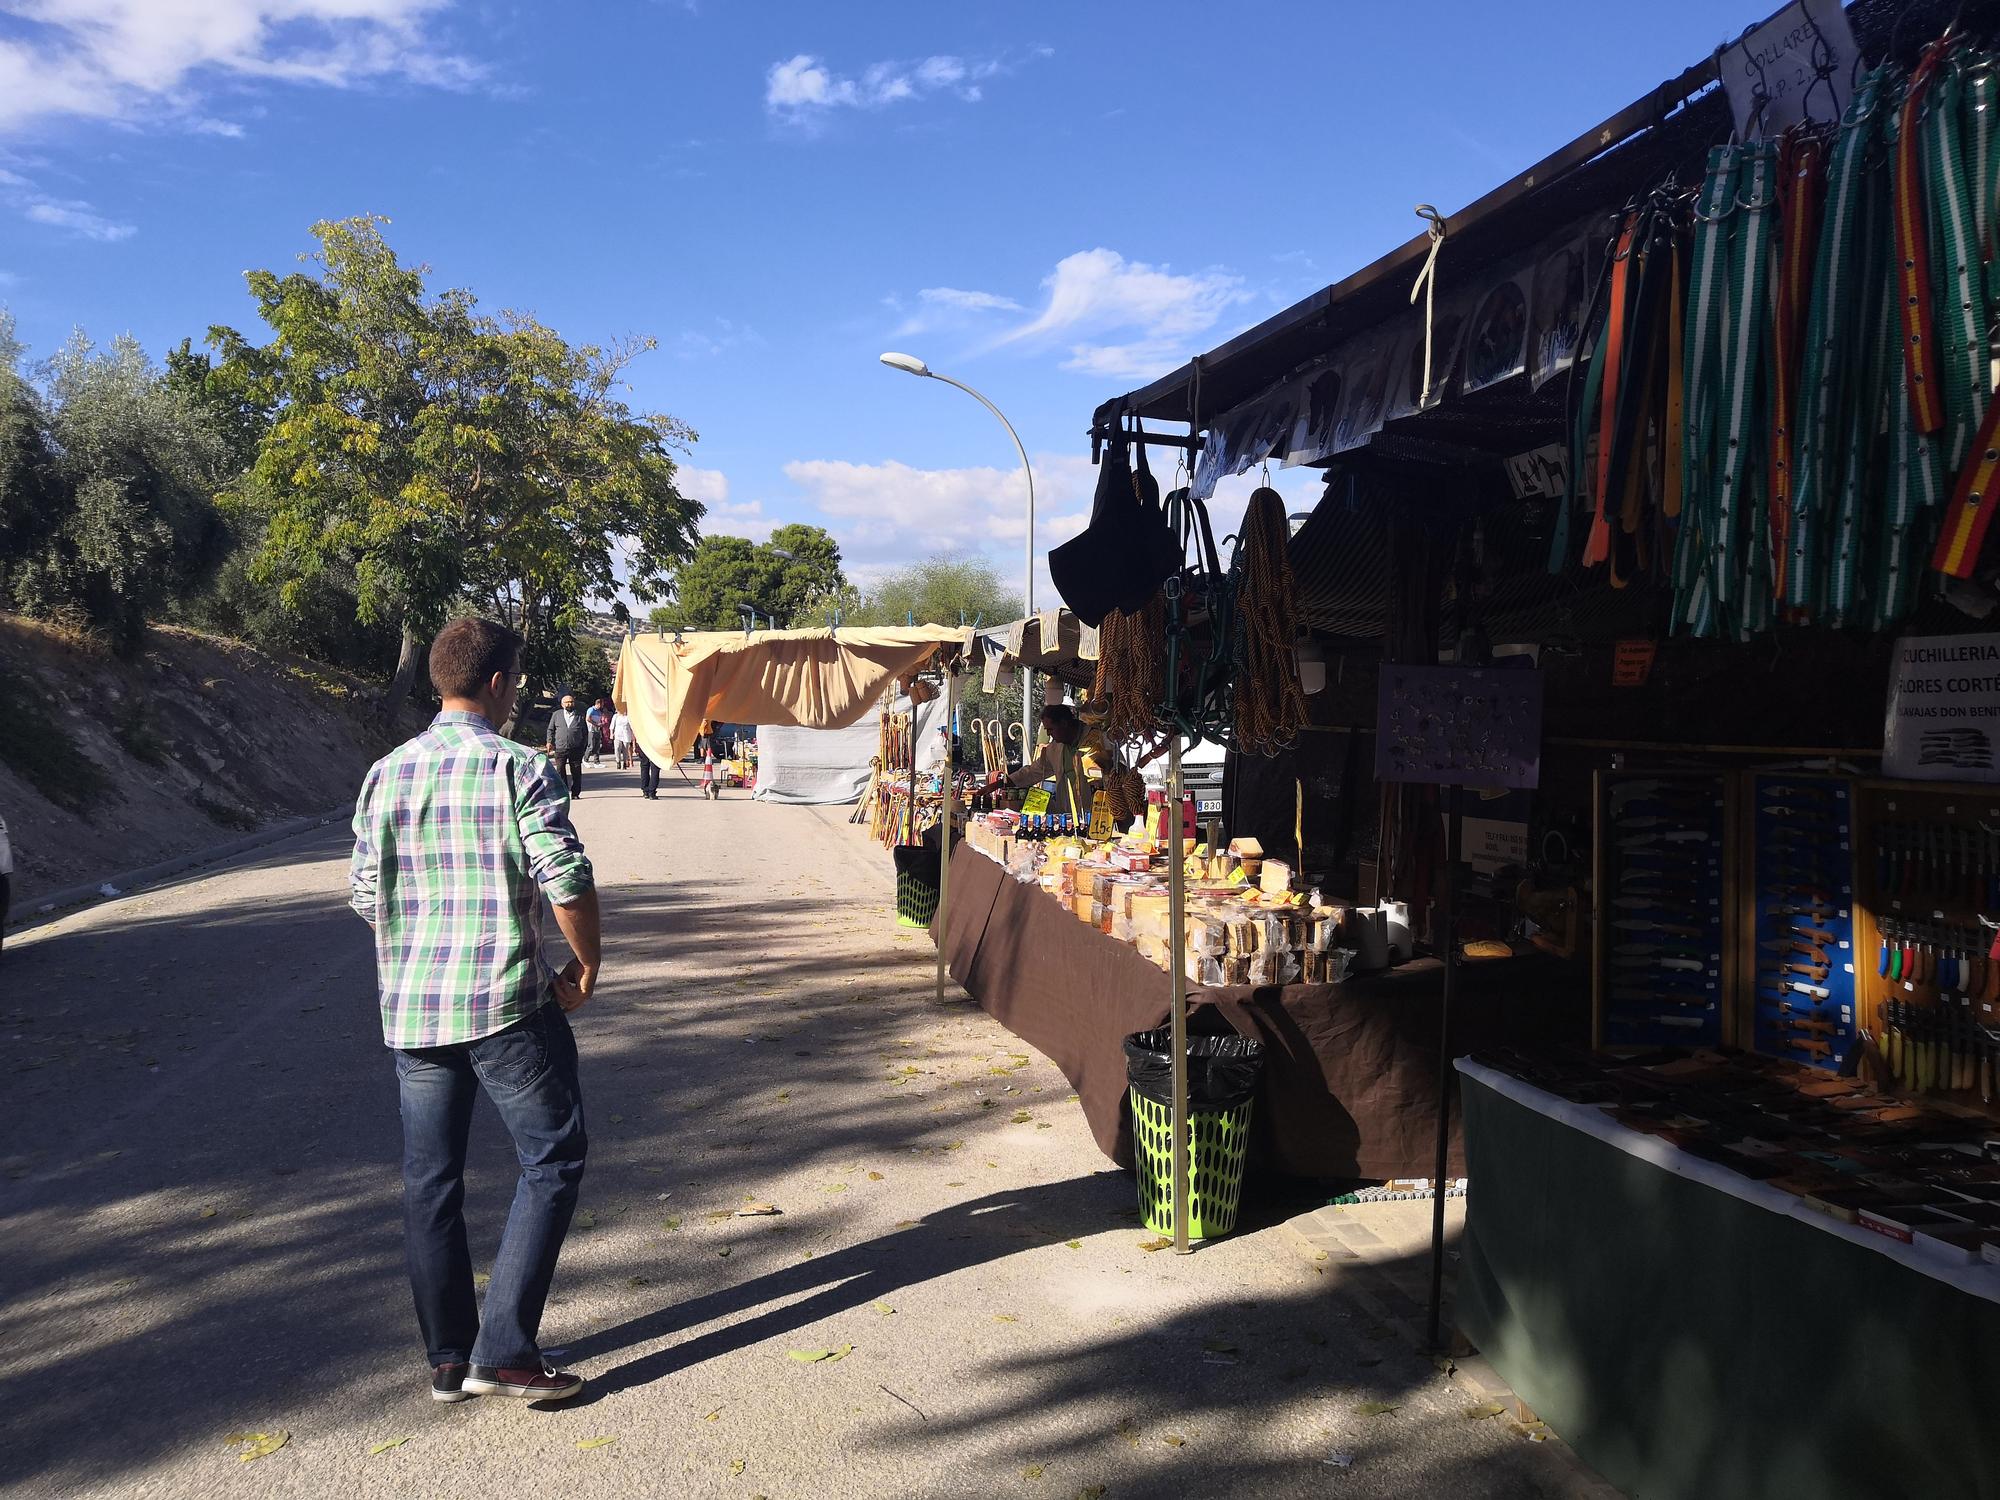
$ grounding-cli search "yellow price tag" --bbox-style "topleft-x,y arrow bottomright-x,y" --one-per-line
1088,790 -> 1113,840
1021,787 -> 1051,816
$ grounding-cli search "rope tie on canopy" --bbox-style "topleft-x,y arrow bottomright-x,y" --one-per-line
1410,205 -> 1449,404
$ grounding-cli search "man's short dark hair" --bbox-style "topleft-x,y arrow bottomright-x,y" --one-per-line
1041,703 -> 1078,728
429,618 -> 521,701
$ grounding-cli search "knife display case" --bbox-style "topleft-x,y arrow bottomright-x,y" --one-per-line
1852,780 -> 2000,1106
1592,770 -> 1732,1050
1740,773 -> 1857,1074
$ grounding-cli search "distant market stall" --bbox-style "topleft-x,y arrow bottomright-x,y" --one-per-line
613,625 -> 969,769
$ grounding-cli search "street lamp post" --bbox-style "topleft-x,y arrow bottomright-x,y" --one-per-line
878,352 -> 1037,767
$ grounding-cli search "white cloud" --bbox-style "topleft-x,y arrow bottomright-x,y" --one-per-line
1056,338 -> 1189,382
783,453 -> 1094,572
675,317 -> 762,359
764,50 -> 1014,128
186,115 -> 245,138
919,286 -> 1021,313
1000,248 -> 1250,370
0,0 -> 481,135
21,196 -> 133,240
675,465 -> 730,507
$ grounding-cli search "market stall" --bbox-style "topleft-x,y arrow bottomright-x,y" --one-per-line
1030,0 -> 2000,1481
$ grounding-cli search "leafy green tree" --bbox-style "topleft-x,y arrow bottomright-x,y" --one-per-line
661,525 -> 846,629
212,215 -> 703,723
0,318 -> 230,653
814,553 -> 1020,629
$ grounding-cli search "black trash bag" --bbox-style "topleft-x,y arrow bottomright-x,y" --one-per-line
1123,1028 -> 1265,1111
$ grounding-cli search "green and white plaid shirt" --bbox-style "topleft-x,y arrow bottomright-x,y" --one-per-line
349,711 -> 594,1049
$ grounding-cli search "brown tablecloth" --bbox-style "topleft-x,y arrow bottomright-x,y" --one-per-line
936,843 -> 1587,1180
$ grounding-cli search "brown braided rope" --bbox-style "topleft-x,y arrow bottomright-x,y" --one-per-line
1232,486 -> 1308,754
1092,590 -> 1165,745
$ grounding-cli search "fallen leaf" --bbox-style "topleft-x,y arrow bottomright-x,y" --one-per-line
1077,1488 -> 1108,1499
1137,1237 -> 1172,1252
1115,1419 -> 1141,1447
199,1206 -> 217,1219
873,1300 -> 896,1316
1160,1433 -> 1187,1448
609,1113 -> 625,1124
225,1431 -> 289,1462
1066,1240 -> 1082,1250
1352,1400 -> 1400,1417
824,1182 -> 848,1193
896,1219 -> 919,1228
576,1211 -> 597,1229
1011,1110 -> 1033,1124
941,1141 -> 966,1152
729,1459 -> 746,1476
992,1313 -> 1018,1324
704,1408 -> 722,1422
473,1271 -> 491,1288
627,1275 -> 652,1287
663,1217 -> 682,1231
1463,1402 -> 1506,1420
737,1203 -> 781,1217
706,1210 -> 735,1221
1023,1463 -> 1045,1480
368,1437 -> 411,1456
775,1091 -> 791,1101
576,1436 -> 618,1451
867,1171 -> 884,1182
717,1247 -> 731,1258
787,1344 -> 854,1363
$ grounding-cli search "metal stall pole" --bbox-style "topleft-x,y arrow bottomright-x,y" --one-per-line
935,670 -> 958,1005
1168,735 -> 1192,1254
1426,782 -> 1464,1349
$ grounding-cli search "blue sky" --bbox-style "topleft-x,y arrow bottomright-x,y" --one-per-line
0,0 -> 1760,606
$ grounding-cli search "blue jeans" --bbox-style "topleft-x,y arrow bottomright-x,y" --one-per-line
393,1001 -> 588,1369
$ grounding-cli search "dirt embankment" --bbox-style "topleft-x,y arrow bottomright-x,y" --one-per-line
0,617 -> 421,906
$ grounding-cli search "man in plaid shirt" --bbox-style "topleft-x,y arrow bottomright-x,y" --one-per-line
350,617 -> 601,1405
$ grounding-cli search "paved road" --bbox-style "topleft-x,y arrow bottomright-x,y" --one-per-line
0,762 -> 1614,1499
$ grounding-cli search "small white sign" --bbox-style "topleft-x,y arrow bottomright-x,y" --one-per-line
1461,815 -> 1529,876
1720,0 -> 1855,138
1883,633 -> 2000,782
1504,443 -> 1569,500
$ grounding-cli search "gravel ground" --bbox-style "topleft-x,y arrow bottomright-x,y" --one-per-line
0,762 -> 1617,1499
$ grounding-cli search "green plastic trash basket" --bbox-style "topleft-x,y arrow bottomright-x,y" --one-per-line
893,844 -> 939,928
1123,1028 -> 1264,1241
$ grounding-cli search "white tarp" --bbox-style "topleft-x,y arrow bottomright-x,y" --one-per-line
753,695 -> 949,805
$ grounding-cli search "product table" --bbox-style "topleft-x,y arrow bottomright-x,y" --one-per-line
934,842 -> 1586,1180
1453,1059 -> 2000,1500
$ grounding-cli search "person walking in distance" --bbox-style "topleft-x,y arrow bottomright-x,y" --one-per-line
611,706 -> 636,770
350,618 -> 600,1405
585,698 -> 610,765
634,740 -> 660,800
544,692 -> 589,799
0,811 -> 12,959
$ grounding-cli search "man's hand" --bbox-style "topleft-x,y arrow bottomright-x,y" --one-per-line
554,956 -> 598,1012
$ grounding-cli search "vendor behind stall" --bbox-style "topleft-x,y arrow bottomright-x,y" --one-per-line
985,703 -> 1113,818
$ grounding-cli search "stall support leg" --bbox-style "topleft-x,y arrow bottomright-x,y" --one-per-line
1169,736 -> 1191,1255
935,671 -> 957,1005
1426,782 -> 1464,1351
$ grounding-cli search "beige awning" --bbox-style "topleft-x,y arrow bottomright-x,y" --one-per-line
614,625 -> 971,766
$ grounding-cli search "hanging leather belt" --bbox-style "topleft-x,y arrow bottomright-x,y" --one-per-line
1897,42 -> 1949,434
1771,127 -> 1825,603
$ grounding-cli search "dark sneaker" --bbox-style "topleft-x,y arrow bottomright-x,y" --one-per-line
432,1362 -> 472,1403
462,1362 -> 584,1402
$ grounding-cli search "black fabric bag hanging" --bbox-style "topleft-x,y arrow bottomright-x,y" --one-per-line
1050,420 -> 1181,627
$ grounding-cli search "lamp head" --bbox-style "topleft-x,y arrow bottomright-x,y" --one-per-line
879,351 -> 931,378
